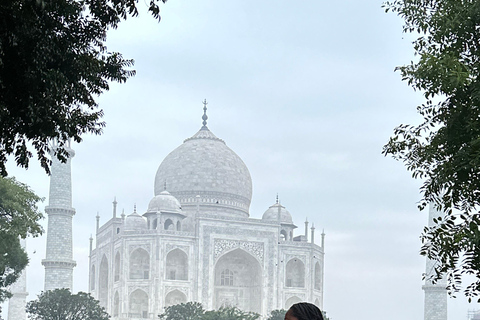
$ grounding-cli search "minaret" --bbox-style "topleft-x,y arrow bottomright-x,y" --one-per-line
423,203 -> 448,320
7,238 -> 28,320
42,141 -> 76,291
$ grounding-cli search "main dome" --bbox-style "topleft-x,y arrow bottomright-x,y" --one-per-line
154,125 -> 252,218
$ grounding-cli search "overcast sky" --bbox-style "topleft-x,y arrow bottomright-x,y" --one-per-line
2,0 -> 479,319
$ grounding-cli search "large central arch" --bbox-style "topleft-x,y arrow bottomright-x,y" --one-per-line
214,248 -> 262,314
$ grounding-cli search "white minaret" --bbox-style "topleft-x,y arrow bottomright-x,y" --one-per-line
7,238 -> 28,320
42,141 -> 76,291
423,203 -> 448,320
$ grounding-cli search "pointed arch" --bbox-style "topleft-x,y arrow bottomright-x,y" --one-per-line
166,248 -> 188,280
214,248 -> 262,313
113,291 -> 120,317
285,296 -> 301,309
90,265 -> 96,290
314,262 -> 322,290
176,220 -> 181,231
164,219 -> 174,230
286,258 -> 305,288
130,248 -> 150,280
129,289 -> 149,318
165,289 -> 187,307
99,255 -> 109,307
280,230 -> 288,241
114,251 -> 121,282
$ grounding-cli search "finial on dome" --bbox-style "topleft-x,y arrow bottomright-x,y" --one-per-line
164,180 -> 167,191
276,194 -> 279,204
202,99 -> 208,128
134,204 -> 137,214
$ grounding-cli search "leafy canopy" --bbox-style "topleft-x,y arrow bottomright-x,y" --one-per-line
0,0 -> 166,176
383,0 -> 480,300
159,302 -> 259,320
266,309 -> 287,320
26,289 -> 109,320
0,176 -> 43,302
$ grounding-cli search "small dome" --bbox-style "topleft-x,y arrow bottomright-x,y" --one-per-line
147,191 -> 182,214
124,211 -> 147,230
262,203 -> 293,224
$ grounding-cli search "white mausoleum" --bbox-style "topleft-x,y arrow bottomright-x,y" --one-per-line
88,106 -> 325,319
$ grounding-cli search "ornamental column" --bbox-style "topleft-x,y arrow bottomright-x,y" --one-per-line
423,203 -> 447,320
42,142 -> 76,291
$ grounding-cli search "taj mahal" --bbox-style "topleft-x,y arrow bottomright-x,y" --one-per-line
6,103 -> 450,320
88,105 -> 325,318
8,104 -> 325,320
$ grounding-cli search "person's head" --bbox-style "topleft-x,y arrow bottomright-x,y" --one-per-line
285,302 -> 324,320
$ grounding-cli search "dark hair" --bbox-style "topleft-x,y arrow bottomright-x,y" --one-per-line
289,302 -> 324,320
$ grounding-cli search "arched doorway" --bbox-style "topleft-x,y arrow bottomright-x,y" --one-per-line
166,249 -> 188,280
113,291 -> 120,317
165,289 -> 187,307
129,289 -> 149,318
214,248 -> 262,314
129,248 -> 150,280
285,258 -> 305,287
285,296 -> 301,309
99,255 -> 108,308
314,262 -> 321,290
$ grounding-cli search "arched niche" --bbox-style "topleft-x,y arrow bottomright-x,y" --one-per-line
280,230 -> 288,241
99,255 -> 108,307
90,265 -> 95,290
285,258 -> 305,288
314,262 -> 321,290
164,219 -> 174,230
130,248 -> 150,280
214,248 -> 262,314
152,218 -> 158,230
314,298 -> 320,307
176,220 -> 181,231
113,291 -> 120,317
166,249 -> 188,280
129,289 -> 149,318
285,296 -> 301,309
165,289 -> 187,307
114,251 -> 120,282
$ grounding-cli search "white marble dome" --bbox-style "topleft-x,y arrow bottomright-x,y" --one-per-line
154,126 -> 252,217
125,211 -> 147,230
262,202 -> 293,224
147,190 -> 182,214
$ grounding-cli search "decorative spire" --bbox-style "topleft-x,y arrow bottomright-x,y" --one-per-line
276,193 -> 279,204
202,99 -> 208,128
134,204 -> 137,214
113,197 -> 117,218
96,212 -> 100,232
164,180 -> 167,191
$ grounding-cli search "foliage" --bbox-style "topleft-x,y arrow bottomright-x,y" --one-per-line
159,303 -> 259,320
0,176 -> 43,302
266,309 -> 287,320
26,289 -> 109,320
0,0 -> 166,176
203,307 -> 259,320
383,0 -> 480,300
159,302 -> 205,320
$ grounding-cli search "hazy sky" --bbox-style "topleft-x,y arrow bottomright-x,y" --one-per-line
2,0 -> 479,319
